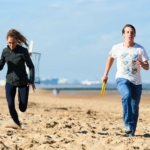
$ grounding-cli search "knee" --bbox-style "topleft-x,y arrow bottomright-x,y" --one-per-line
19,106 -> 27,112
122,92 -> 131,100
19,108 -> 26,112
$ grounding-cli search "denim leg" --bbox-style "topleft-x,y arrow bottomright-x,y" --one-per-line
18,84 -> 29,112
116,78 -> 134,131
130,84 -> 142,133
5,82 -> 21,126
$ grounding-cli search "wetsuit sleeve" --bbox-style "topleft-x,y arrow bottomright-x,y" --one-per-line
23,49 -> 35,84
0,50 -> 5,70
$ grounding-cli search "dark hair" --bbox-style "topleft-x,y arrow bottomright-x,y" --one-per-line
6,29 -> 28,47
122,24 -> 136,34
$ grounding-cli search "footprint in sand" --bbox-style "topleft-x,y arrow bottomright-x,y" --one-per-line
0,141 -> 10,150
6,130 -> 14,136
2,120 -> 21,130
102,127 -> 109,131
46,121 -> 59,128
43,140 -> 56,144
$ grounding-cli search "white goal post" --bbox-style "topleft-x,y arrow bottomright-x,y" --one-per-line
27,41 -> 41,84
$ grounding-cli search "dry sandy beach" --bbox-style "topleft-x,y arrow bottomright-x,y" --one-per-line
0,87 -> 150,150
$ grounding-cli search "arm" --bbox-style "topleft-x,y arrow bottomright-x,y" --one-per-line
136,58 -> 149,70
101,55 -> 114,83
0,51 -> 5,70
23,49 -> 36,91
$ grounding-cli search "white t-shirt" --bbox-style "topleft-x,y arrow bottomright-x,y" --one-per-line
109,43 -> 149,85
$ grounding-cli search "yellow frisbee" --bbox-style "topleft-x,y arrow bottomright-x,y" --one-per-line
101,82 -> 106,96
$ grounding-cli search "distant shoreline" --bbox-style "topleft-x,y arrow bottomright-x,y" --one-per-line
36,84 -> 150,90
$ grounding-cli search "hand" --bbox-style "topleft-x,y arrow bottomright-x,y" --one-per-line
136,58 -> 143,67
101,75 -> 108,83
28,83 -> 36,91
136,58 -> 149,70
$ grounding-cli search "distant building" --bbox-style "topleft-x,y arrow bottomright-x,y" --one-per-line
40,78 -> 59,85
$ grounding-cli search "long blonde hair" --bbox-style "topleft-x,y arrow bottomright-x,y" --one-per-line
6,29 -> 29,47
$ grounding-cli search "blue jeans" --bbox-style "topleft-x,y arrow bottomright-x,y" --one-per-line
116,78 -> 142,133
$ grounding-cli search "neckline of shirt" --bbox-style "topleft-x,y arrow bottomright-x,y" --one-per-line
122,43 -> 136,49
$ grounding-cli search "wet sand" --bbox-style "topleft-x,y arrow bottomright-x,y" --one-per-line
0,87 -> 150,150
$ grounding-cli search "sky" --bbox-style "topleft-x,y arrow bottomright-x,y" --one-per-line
0,0 -> 150,83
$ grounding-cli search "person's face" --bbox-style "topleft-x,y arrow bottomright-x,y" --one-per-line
7,36 -> 18,50
123,27 -> 135,42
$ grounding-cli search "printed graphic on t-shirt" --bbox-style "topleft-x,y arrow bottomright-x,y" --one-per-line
120,53 -> 138,76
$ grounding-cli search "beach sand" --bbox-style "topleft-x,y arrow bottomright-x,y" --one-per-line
0,87 -> 150,150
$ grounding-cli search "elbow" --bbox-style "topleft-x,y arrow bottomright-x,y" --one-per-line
142,64 -> 149,70
147,64 -> 149,70
145,65 -> 149,70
